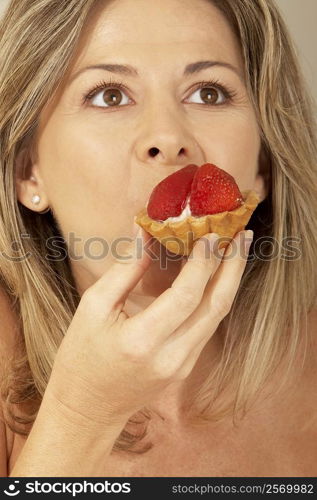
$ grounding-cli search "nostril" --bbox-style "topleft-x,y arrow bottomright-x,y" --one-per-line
149,147 -> 159,157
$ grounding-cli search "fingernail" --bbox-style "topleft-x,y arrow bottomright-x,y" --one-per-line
134,226 -> 143,246
244,230 -> 254,252
219,247 -> 226,257
132,219 -> 140,238
205,233 -> 220,253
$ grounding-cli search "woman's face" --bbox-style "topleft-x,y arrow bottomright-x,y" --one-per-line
17,0 -> 265,297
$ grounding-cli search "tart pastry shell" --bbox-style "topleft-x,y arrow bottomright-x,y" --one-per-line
135,190 -> 260,256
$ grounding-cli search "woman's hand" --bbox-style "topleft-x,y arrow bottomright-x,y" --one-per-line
47,227 -> 253,426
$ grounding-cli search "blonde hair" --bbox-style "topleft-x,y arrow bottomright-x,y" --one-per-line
0,0 -> 316,454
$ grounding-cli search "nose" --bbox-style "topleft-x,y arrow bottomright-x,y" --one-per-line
135,106 -> 204,167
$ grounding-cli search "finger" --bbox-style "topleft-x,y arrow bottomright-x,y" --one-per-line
177,334 -> 210,380
125,232 -> 224,341
84,226 -> 154,309
206,229 -> 253,318
167,230 -> 252,351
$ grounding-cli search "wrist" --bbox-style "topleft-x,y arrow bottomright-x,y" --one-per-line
42,377 -> 129,439
10,388 -> 126,477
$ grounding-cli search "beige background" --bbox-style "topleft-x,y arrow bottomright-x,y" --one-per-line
0,0 -> 316,103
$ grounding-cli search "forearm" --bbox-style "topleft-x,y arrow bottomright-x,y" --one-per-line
9,386 -> 127,477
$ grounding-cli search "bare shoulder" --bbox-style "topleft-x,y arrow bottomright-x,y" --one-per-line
0,285 -> 20,477
307,306 -> 317,353
0,285 -> 19,352
297,307 -> 317,397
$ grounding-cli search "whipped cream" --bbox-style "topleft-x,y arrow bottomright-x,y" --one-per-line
165,198 -> 192,223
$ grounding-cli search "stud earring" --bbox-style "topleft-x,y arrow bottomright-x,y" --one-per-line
31,194 -> 41,205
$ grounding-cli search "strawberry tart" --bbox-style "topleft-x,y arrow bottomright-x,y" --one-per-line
135,163 -> 260,255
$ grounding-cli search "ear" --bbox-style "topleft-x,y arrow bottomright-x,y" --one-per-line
15,148 -> 50,213
253,144 -> 270,202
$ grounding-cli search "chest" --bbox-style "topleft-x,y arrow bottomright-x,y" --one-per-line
8,387 -> 317,477
102,414 -> 317,477
8,414 -> 317,477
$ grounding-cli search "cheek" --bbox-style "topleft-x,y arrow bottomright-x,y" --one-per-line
197,110 -> 261,191
38,117 -> 129,210
36,116 -> 137,239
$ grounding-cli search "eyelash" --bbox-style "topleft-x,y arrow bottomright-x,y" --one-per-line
82,77 -> 238,107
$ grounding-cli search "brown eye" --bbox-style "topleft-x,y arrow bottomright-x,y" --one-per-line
187,85 -> 227,105
102,88 -> 123,106
200,87 -> 219,104
89,86 -> 130,108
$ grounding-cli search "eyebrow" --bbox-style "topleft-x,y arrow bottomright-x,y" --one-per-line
69,60 -> 242,83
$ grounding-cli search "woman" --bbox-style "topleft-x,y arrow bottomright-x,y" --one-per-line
0,0 -> 317,477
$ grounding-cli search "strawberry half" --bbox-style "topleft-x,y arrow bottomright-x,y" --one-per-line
147,164 -> 198,221
190,163 -> 243,216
